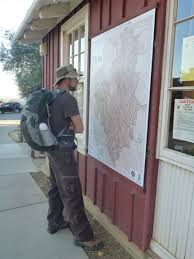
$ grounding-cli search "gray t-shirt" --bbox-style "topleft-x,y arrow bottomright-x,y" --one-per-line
49,92 -> 79,136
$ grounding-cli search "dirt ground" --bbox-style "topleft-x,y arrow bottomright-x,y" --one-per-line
8,126 -> 23,143
31,171 -> 133,259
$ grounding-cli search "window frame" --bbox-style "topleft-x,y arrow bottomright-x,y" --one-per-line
60,5 -> 89,154
66,25 -> 85,74
157,0 -> 194,172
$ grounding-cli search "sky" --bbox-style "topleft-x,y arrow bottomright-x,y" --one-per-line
0,0 -> 33,100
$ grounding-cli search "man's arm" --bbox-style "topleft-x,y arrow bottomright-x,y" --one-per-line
70,115 -> 84,133
64,94 -> 83,133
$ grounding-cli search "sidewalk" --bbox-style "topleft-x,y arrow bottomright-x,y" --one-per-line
0,123 -> 88,259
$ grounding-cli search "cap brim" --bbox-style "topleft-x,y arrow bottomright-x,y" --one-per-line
53,76 -> 65,86
64,71 -> 83,78
53,72 -> 83,86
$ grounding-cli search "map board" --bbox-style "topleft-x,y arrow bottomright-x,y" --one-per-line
88,9 -> 156,187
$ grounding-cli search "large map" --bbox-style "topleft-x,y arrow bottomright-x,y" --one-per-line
88,10 -> 156,186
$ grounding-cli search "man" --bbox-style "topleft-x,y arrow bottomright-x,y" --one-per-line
47,64 -> 103,251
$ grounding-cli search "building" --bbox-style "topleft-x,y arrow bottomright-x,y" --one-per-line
16,0 -> 194,258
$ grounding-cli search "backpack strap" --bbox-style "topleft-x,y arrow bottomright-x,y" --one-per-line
57,127 -> 78,149
48,90 -> 78,147
57,118 -> 71,137
47,90 -> 66,134
49,89 -> 66,104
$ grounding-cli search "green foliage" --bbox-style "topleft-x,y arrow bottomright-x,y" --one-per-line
0,31 -> 42,97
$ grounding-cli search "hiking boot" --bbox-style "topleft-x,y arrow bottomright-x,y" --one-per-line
47,221 -> 69,234
74,239 -> 104,251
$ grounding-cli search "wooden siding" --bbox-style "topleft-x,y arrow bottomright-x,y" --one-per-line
85,0 -> 167,251
151,161 -> 194,259
43,25 -> 60,90
89,0 -> 163,38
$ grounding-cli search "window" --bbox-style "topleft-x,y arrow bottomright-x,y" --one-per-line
60,6 -> 88,154
66,25 -> 85,120
167,1 -> 194,156
158,0 -> 194,169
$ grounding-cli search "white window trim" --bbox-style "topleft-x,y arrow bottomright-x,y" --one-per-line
156,0 -> 194,172
60,5 -> 89,155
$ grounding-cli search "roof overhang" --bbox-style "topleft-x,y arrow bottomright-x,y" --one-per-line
16,0 -> 83,44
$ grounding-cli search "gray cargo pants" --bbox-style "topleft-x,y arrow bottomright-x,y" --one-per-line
47,150 -> 94,242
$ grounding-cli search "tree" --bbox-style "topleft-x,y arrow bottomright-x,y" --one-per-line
0,31 -> 42,97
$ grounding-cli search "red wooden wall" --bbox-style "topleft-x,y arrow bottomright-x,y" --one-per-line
42,0 -> 167,252
83,0 -> 167,251
43,25 -> 60,90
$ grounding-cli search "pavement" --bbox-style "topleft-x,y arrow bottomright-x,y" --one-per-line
0,113 -> 89,259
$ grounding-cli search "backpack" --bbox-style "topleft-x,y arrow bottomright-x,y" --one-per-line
20,88 -> 77,152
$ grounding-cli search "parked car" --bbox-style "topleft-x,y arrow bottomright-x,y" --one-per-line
0,102 -> 23,114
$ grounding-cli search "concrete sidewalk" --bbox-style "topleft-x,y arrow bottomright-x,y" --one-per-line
0,124 -> 88,259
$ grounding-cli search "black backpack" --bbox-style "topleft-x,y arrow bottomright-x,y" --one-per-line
20,89 -> 77,152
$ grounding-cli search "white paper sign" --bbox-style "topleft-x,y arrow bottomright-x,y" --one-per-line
173,99 -> 194,143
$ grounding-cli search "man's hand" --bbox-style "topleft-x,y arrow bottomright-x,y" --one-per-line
69,122 -> 75,131
70,115 -> 84,133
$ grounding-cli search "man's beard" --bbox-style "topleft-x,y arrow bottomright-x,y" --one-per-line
69,85 -> 77,91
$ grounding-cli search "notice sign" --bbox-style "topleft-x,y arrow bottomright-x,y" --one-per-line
180,36 -> 194,82
173,99 -> 194,143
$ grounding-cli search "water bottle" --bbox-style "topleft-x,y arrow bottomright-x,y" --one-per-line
39,123 -> 56,146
